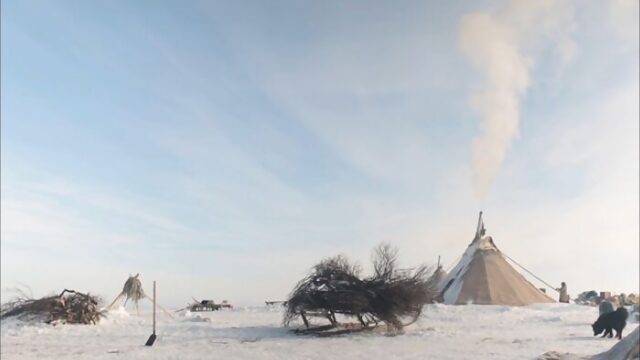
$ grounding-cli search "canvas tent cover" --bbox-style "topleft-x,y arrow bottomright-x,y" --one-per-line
591,325 -> 639,360
437,233 -> 554,306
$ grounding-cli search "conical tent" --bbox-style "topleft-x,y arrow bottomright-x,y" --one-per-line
431,267 -> 448,284
430,256 -> 448,285
437,213 -> 554,306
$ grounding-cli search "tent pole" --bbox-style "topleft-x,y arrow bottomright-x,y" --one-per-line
475,211 -> 484,239
107,293 -> 125,310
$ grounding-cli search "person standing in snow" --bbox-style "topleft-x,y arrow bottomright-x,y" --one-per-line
599,300 -> 614,316
619,293 -> 627,305
557,282 -> 570,303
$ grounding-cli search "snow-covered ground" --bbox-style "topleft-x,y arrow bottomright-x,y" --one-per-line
1,303 -> 637,360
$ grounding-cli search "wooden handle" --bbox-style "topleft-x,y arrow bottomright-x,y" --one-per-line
153,281 -> 156,335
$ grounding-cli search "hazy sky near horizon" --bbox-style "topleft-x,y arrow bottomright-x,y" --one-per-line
1,0 -> 638,307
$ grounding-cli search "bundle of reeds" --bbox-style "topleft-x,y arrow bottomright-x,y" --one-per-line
122,274 -> 145,304
1,289 -> 105,325
107,274 -> 174,318
107,274 -> 145,313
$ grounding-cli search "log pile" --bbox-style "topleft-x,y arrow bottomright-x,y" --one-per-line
284,244 -> 437,334
1,289 -> 105,325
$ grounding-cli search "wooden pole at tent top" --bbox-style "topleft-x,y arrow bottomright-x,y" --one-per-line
475,211 -> 484,239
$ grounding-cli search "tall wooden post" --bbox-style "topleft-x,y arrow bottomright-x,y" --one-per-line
145,281 -> 157,346
152,281 -> 156,335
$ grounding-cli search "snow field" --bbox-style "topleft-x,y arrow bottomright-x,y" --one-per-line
1,303 -> 637,360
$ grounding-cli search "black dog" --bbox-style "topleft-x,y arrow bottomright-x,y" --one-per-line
592,307 -> 628,339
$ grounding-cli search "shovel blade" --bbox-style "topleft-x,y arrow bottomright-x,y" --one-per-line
145,334 -> 156,346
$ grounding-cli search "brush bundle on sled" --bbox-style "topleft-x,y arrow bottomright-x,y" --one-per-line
1,289 -> 105,325
284,244 -> 437,332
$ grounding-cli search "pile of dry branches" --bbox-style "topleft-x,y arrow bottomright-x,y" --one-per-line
284,244 -> 437,333
1,289 -> 105,325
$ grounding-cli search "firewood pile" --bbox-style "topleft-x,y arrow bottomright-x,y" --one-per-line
1,289 -> 105,325
284,244 -> 437,334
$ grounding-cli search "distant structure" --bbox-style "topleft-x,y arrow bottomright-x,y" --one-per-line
188,298 -> 233,312
436,212 -> 554,306
430,256 -> 447,285
265,301 -> 287,307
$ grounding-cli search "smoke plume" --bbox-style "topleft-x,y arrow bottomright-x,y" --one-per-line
459,0 -> 576,198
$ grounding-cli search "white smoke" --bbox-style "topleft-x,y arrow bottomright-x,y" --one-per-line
459,0 -> 576,198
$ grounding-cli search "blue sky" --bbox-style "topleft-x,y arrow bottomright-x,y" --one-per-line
1,0 -> 638,306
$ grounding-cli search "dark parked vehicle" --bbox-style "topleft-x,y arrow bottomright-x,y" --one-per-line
189,299 -> 233,312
